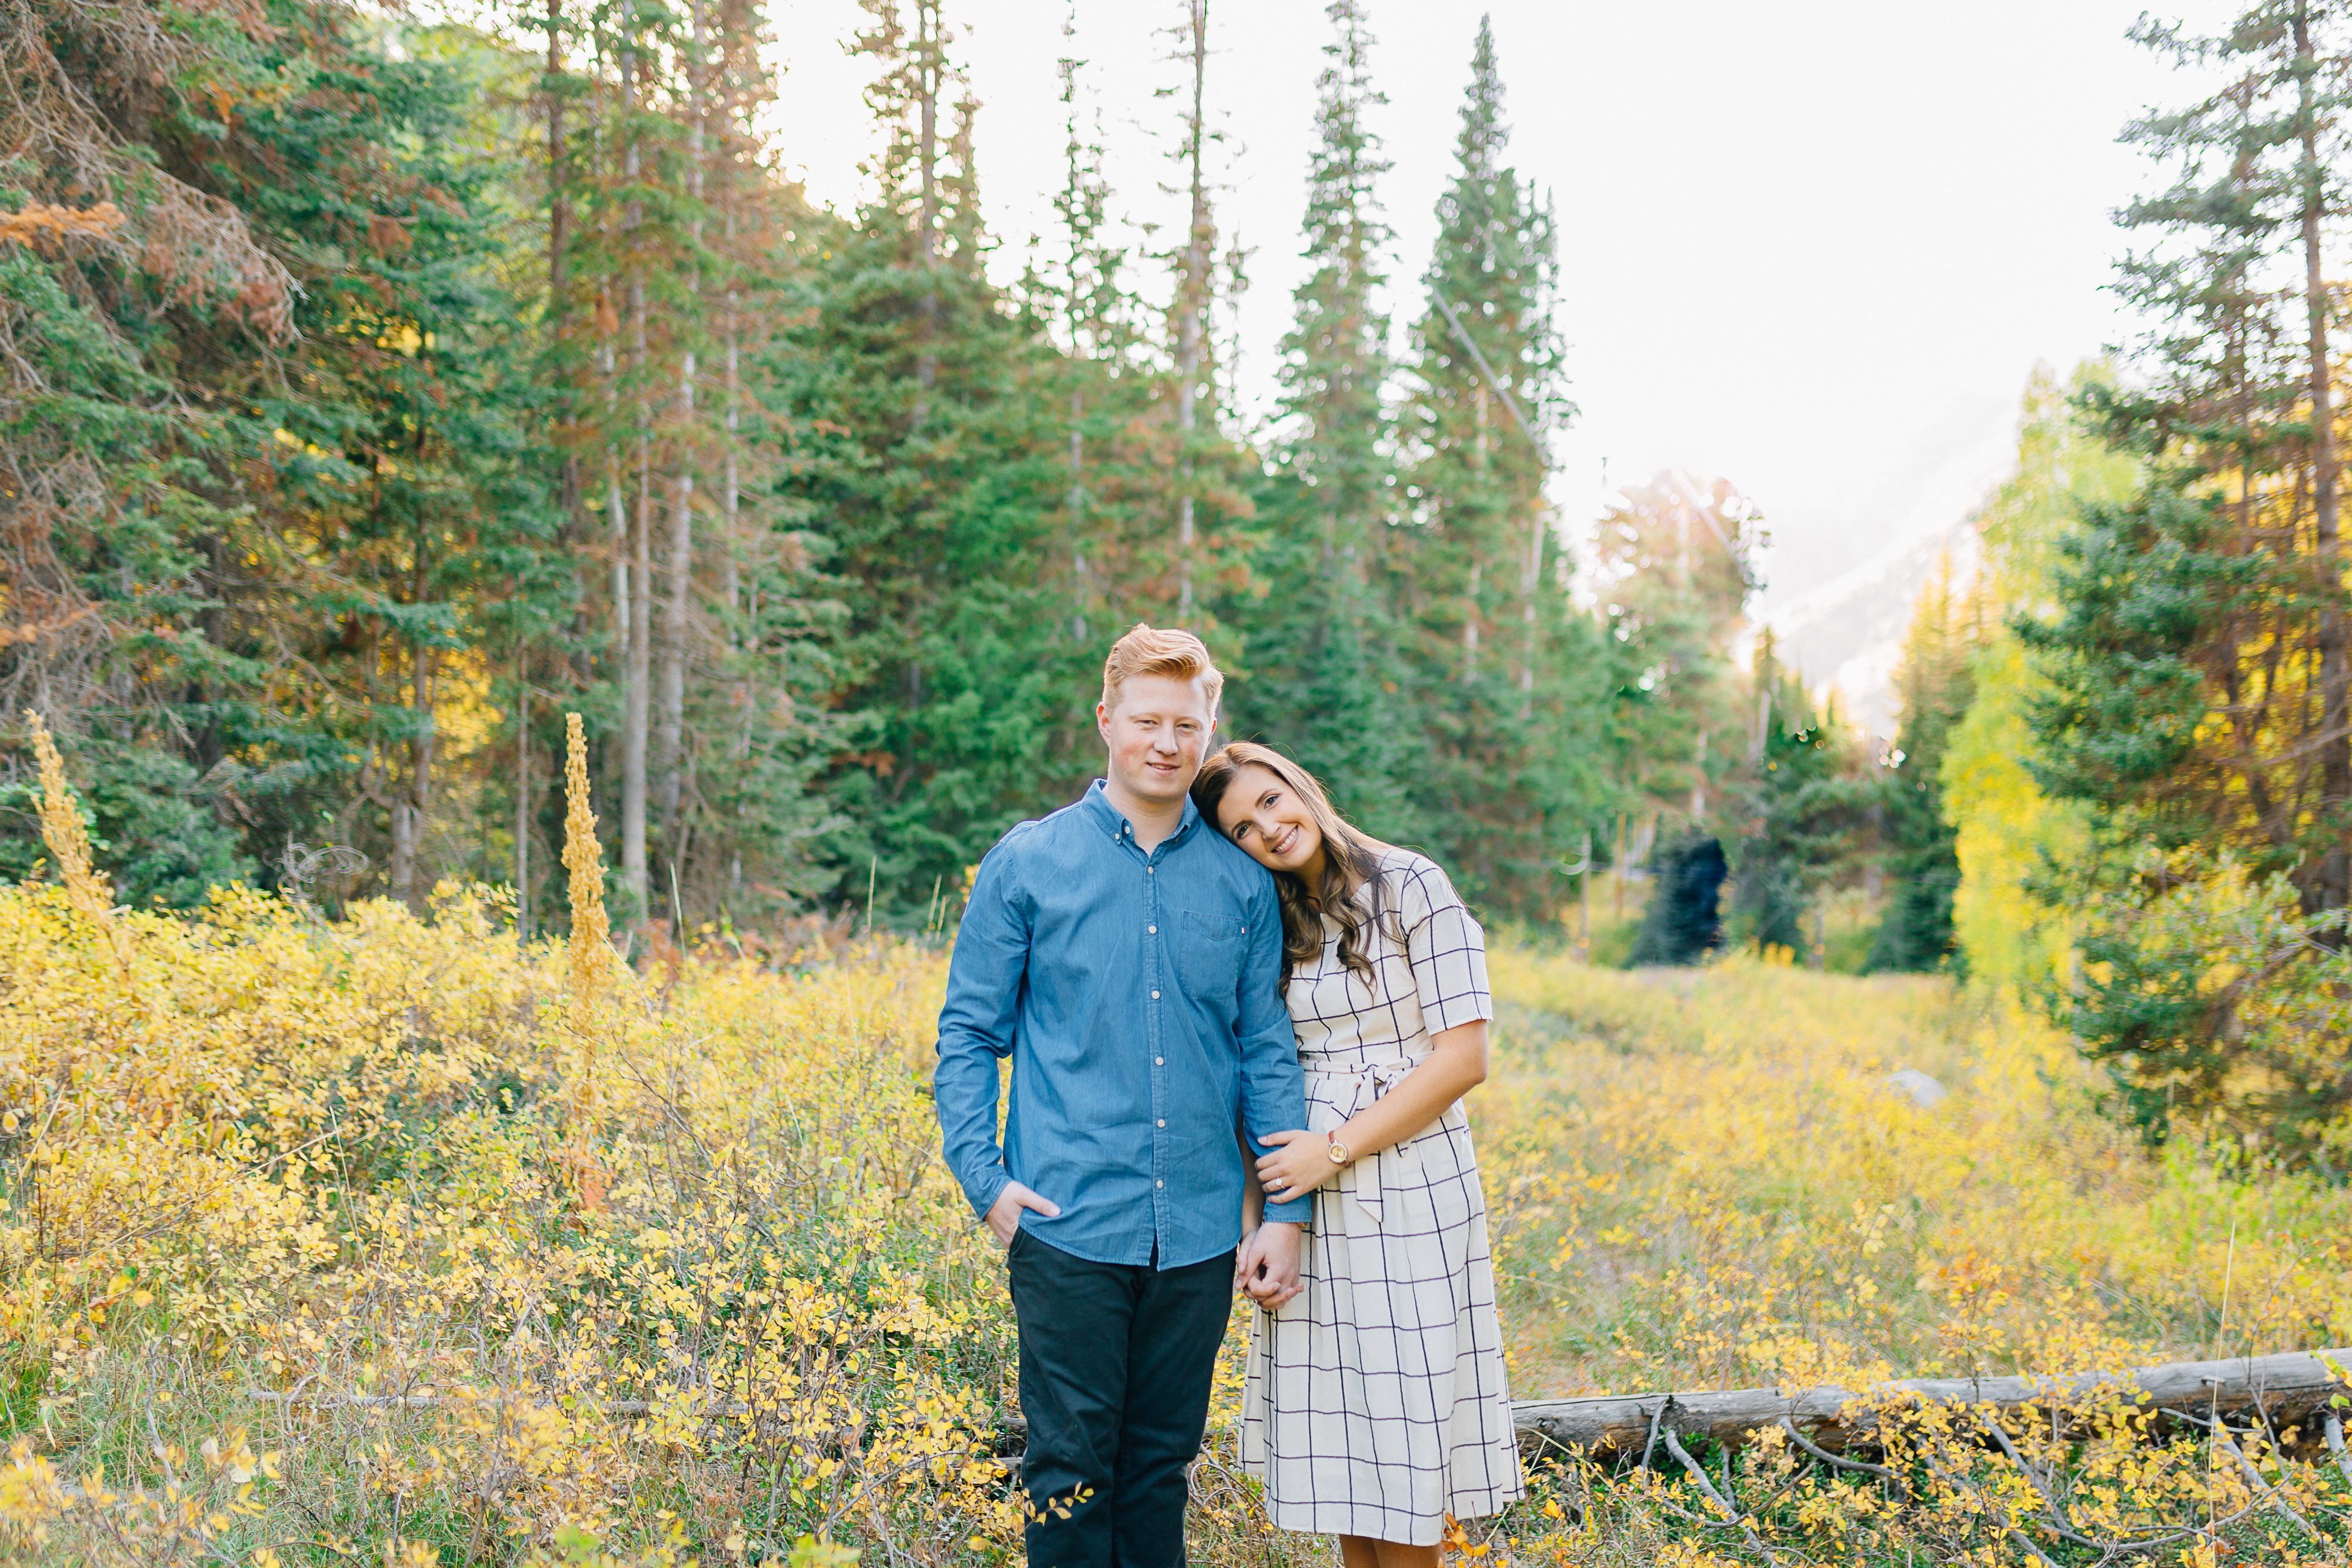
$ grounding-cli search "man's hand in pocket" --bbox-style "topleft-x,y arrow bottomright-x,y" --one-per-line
985,1181 -> 1061,1245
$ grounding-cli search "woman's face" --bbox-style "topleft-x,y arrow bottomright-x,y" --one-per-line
1214,761 -> 1325,877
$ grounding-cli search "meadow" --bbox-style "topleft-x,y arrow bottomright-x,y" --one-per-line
3,744 -> 2351,1566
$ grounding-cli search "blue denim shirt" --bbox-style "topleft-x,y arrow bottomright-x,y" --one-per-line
934,780 -> 1313,1267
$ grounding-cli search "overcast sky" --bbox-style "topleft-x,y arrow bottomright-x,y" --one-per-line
760,0 -> 2231,607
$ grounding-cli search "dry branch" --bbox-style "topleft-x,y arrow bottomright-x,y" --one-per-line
1511,1348 -> 2352,1457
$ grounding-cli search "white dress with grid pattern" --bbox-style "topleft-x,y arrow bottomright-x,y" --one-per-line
1240,850 -> 1525,1545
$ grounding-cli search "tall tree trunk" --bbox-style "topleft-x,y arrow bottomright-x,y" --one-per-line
393,648 -> 439,907
2297,1 -> 2348,911
547,0 -> 572,519
606,333 -> 629,676
1462,559 -> 1481,680
1462,382 -> 1486,680
526,0 -> 561,944
514,670 -> 532,940
1174,0 -> 1210,615
723,171 -> 740,623
620,20 -> 650,918
1070,395 -> 1087,643
913,0 -> 938,426
1520,498 -> 1542,714
656,0 -> 707,840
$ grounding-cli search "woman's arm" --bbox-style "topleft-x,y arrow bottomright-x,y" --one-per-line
1252,1018 -> 1486,1198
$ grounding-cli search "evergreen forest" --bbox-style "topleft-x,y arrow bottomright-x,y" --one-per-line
12,0 -> 2352,1169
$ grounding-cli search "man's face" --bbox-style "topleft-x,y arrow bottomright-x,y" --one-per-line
1097,673 -> 1215,810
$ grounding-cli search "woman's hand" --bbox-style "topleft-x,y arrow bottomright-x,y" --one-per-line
1255,1128 -> 1337,1202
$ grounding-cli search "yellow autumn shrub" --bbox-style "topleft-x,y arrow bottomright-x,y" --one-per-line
0,730 -> 1013,1565
0,733 -> 2348,1564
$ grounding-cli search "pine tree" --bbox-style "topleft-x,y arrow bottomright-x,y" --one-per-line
1150,0 -> 1258,634
778,0 -> 1076,910
2017,0 -> 2352,1146
1724,682 -> 1871,957
2029,1 -> 2352,893
1220,0 -> 1415,836
0,0 -> 559,908
1392,15 -> 1584,912
1866,553 -> 1980,972
1591,472 -> 1762,826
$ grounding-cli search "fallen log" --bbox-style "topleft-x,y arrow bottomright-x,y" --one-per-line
242,1347 -> 2352,1463
1511,1347 -> 2352,1457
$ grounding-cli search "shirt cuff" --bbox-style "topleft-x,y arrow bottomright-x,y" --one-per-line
961,1164 -> 1010,1222
1262,1192 -> 1314,1227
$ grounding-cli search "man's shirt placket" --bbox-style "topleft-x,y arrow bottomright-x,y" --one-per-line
1144,828 -> 1168,1258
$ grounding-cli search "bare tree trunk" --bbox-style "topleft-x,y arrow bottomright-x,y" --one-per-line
913,0 -> 938,425
393,648 -> 439,908
594,63 -> 629,755
1463,382 -> 1486,680
620,20 -> 650,918
514,672 -> 531,940
549,0 -> 582,529
1059,43 -> 1091,646
1520,498 -> 1542,714
1514,1346 -> 2352,1457
1462,559 -> 1481,680
606,342 -> 628,663
1174,0 -> 1210,615
2297,2 -> 2348,912
1070,397 -> 1088,643
546,0 -> 566,311
526,0 -> 560,945
723,224 -> 740,621
656,0 -> 707,840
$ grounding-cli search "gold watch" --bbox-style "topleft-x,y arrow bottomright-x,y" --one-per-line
1325,1131 -> 1351,1165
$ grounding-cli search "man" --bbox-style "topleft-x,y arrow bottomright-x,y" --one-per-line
934,623 -> 1310,1568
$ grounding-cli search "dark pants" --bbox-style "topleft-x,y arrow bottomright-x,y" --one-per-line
1007,1229 -> 1235,1568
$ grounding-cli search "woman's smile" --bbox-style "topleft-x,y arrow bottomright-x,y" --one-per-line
1212,761 -> 1327,881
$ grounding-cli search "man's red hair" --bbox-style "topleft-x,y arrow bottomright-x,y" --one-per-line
1100,623 -> 1223,713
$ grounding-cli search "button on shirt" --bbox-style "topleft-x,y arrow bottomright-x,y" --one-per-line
934,780 -> 1313,1267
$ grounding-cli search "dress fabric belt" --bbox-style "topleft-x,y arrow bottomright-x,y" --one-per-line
1300,1058 -> 1420,1225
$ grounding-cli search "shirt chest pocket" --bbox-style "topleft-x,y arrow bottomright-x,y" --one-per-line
1174,908 -> 1247,1005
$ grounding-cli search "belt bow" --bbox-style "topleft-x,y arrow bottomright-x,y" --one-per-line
1301,1057 -> 1419,1226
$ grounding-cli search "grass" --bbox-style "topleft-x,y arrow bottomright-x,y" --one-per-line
0,841 -> 2348,1563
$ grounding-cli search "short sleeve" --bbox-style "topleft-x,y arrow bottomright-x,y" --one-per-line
1398,855 -> 1493,1035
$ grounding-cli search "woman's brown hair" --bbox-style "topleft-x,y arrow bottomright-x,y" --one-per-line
1191,742 -> 1392,984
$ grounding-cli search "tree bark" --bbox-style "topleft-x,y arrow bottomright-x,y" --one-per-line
1512,1346 -> 2352,1456
656,0 -> 707,839
546,0 -> 565,312
620,21 -> 650,919
2296,1 -> 2348,912
1173,0 -> 1210,616
513,673 -> 530,941
908,0 -> 938,427
392,648 -> 437,908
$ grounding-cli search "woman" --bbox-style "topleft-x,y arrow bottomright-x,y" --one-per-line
1192,742 -> 1524,1566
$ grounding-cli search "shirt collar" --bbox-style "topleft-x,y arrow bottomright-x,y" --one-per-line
1083,777 -> 1200,847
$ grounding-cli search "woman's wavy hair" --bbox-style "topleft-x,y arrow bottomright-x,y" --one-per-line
1191,741 -> 1392,984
